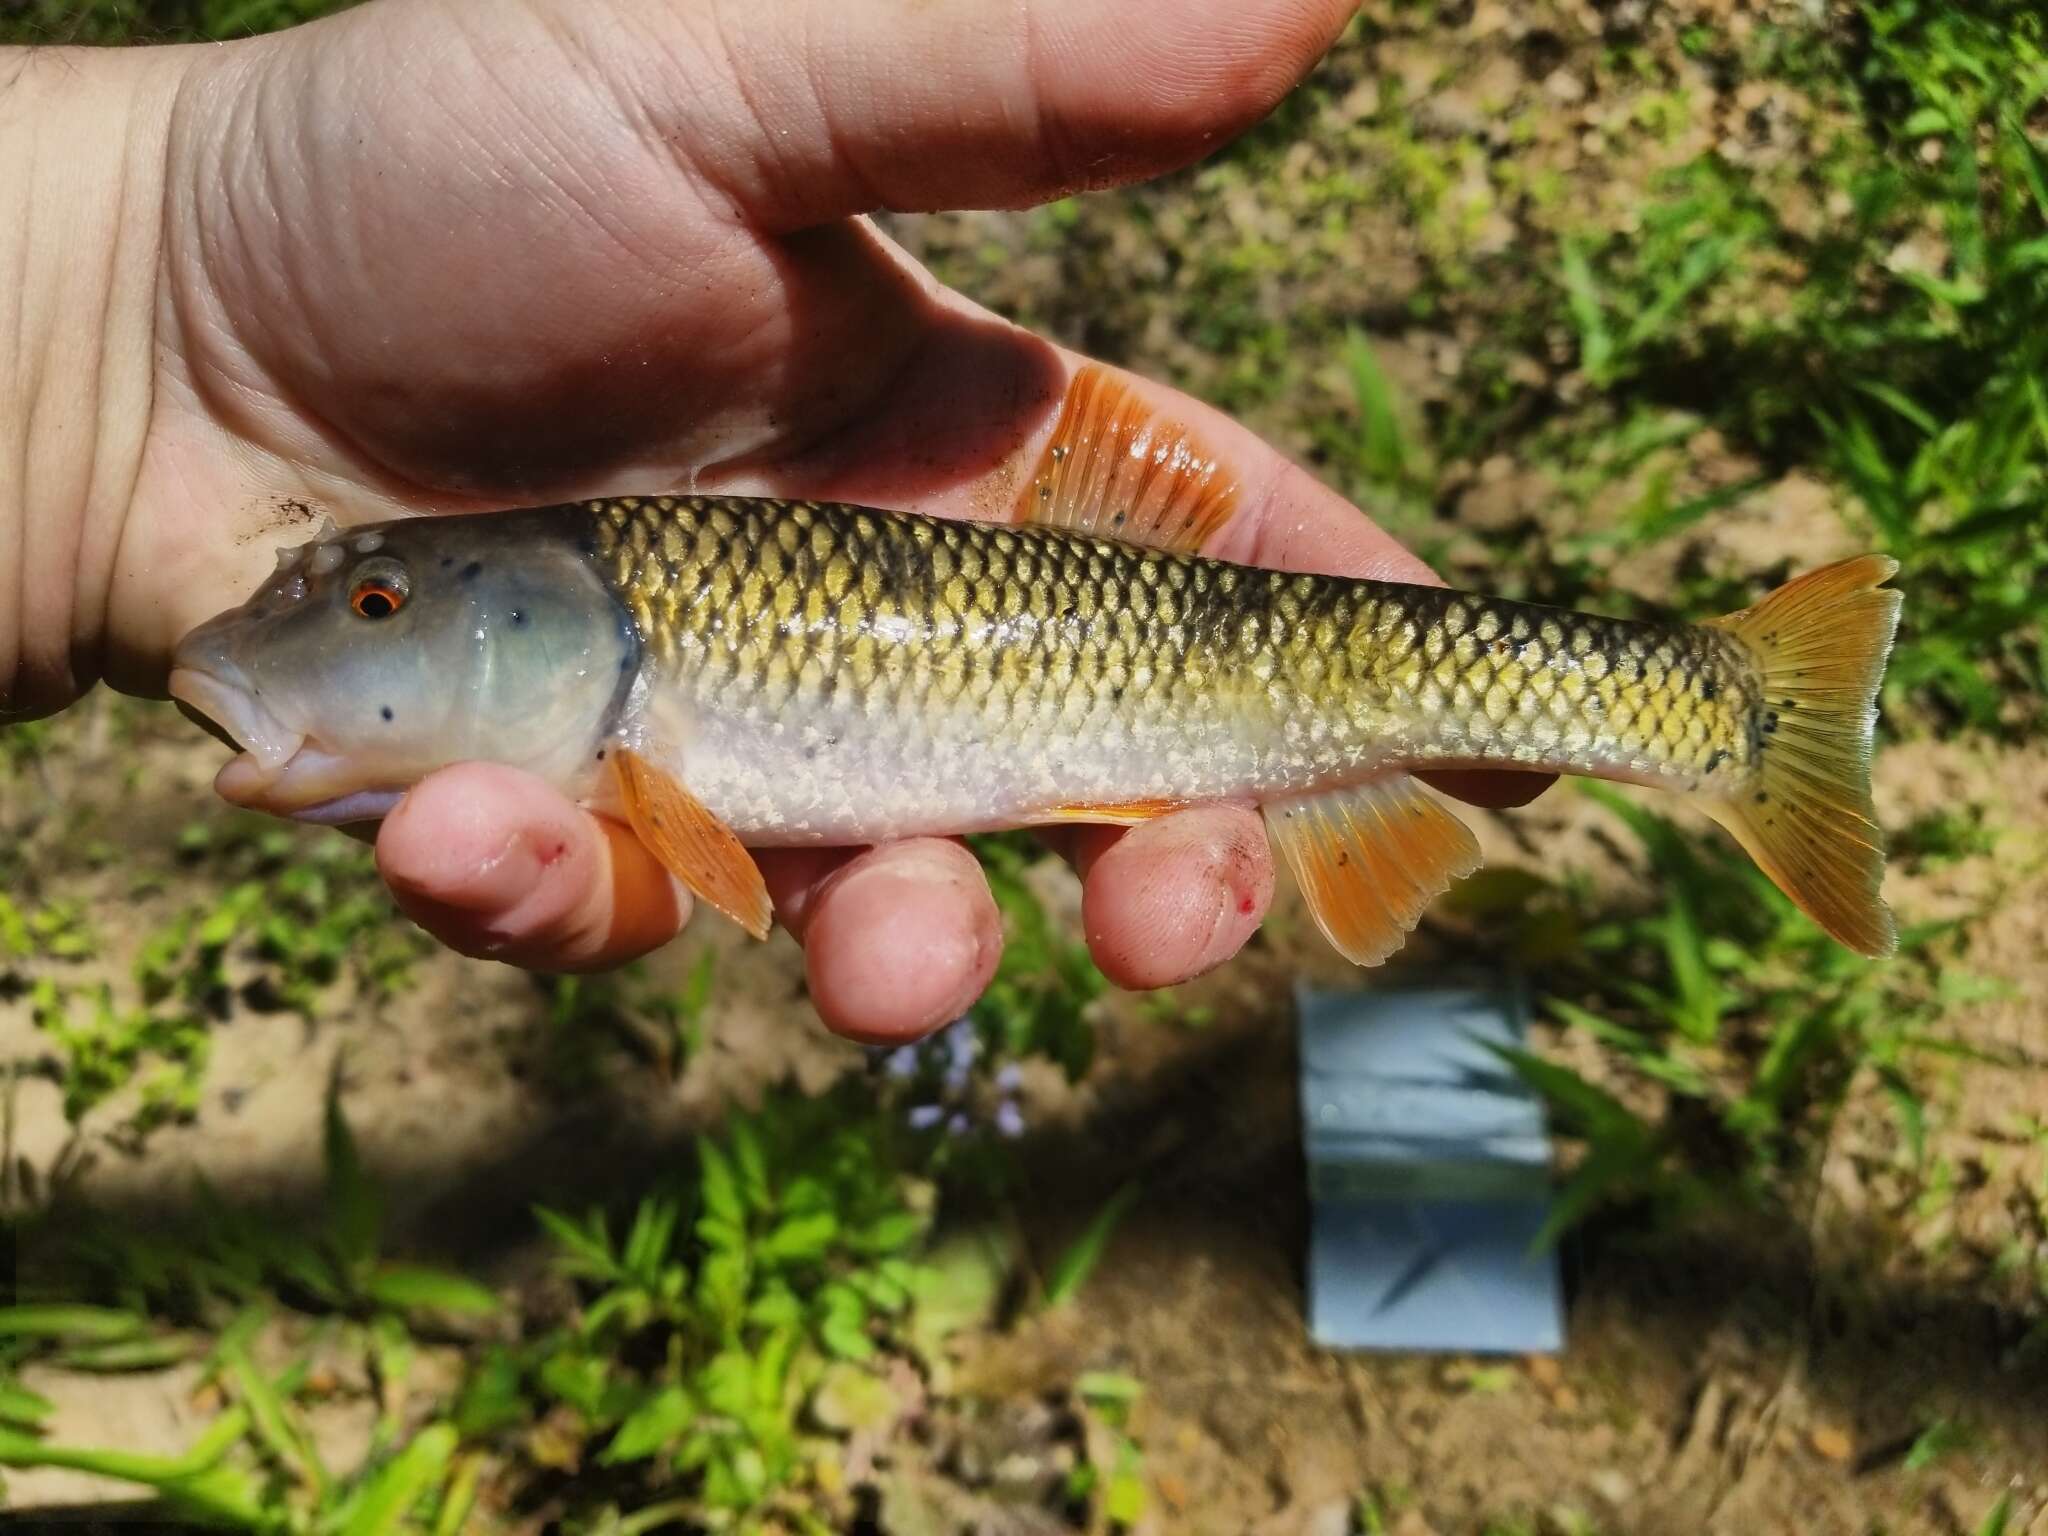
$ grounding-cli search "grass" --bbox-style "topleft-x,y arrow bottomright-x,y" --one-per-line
0,1074 -> 1007,1532
0,1075 -> 498,1531
1467,782 -> 2001,1239
965,832 -> 1106,1082
2,812 -> 425,1145
1540,0 -> 2048,732
535,946 -> 719,1088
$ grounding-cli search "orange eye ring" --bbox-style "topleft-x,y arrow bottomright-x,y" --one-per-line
351,581 -> 405,620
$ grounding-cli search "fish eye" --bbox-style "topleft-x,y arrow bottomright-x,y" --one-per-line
348,559 -> 410,621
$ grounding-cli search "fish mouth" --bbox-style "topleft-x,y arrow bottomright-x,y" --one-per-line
168,665 -> 405,826
168,664 -> 304,774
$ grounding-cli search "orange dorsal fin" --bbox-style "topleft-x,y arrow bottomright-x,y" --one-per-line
1013,364 -> 1239,555
1702,554 -> 1902,957
611,748 -> 772,940
1262,773 -> 1482,966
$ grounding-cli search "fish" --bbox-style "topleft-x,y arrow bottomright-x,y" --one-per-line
169,366 -> 1903,966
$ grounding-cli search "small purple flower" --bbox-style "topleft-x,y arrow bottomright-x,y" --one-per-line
907,1104 -> 945,1131
995,1063 -> 1022,1093
943,1019 -> 979,1074
882,1045 -> 921,1080
994,1100 -> 1026,1139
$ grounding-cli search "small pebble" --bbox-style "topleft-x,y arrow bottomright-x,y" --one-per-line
1810,1424 -> 1854,1462
1590,1469 -> 1633,1506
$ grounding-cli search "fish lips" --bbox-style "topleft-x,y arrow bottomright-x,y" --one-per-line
167,664 -> 304,774
168,664 -> 404,825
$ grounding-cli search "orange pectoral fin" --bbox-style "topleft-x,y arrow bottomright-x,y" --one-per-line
611,748 -> 772,941
1040,797 -> 1191,826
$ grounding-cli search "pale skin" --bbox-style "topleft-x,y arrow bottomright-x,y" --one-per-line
1,0 -> 1547,1046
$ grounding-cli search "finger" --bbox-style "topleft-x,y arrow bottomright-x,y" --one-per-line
766,839 -> 1003,1046
629,0 -> 1358,231
1059,806 -> 1273,991
754,844 -> 865,938
375,762 -> 687,971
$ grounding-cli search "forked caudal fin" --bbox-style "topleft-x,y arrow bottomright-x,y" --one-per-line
1704,554 -> 1903,957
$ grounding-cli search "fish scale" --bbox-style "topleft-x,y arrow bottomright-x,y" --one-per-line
580,494 -> 1760,843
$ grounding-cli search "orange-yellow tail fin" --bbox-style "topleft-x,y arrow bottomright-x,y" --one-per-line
1703,554 -> 1902,957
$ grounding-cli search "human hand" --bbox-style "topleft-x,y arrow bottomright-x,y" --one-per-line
3,0 -> 1547,1045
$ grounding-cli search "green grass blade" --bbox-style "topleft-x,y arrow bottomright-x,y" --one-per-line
0,1406 -> 272,1528
1558,239 -> 1615,383
533,1204 -> 618,1280
0,1303 -> 147,1342
1043,1182 -> 1140,1309
324,1065 -> 383,1277
341,1422 -> 459,1536
429,1451 -> 484,1536
1344,327 -> 1412,488
221,1337 -> 324,1493
0,1378 -> 54,1427
363,1264 -> 502,1317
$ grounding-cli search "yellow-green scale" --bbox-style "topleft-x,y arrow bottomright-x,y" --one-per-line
579,496 -> 1762,845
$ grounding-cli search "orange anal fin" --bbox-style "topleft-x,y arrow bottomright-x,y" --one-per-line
611,748 -> 772,941
1262,774 -> 1482,966
1038,797 -> 1190,826
1012,364 -> 1239,555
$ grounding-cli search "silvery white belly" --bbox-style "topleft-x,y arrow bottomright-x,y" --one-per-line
644,689 -> 1394,846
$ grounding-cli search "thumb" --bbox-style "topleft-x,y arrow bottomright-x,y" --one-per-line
592,0 -> 1358,231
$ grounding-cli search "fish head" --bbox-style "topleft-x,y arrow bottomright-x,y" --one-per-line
170,514 -> 638,824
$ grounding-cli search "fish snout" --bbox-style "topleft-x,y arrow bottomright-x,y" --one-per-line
167,624 -> 306,777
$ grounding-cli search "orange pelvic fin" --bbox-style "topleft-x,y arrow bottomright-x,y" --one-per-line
1039,797 -> 1190,825
611,747 -> 772,941
1702,554 -> 1902,957
1013,364 -> 1239,556
1262,773 -> 1482,966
